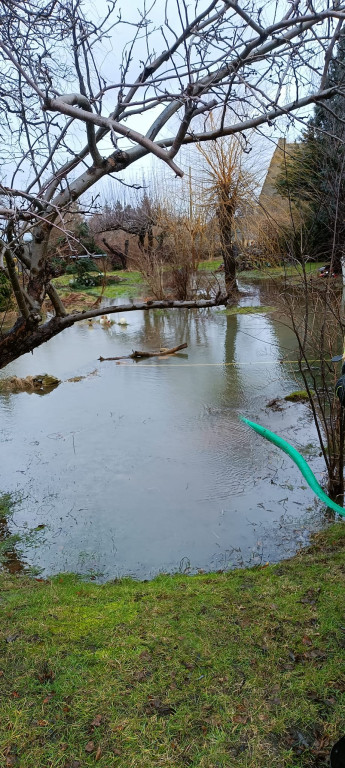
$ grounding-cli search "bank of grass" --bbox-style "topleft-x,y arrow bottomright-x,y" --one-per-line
51,262 -> 327,309
237,261 -> 325,281
52,270 -> 145,301
1,525 -> 345,767
197,260 -> 325,279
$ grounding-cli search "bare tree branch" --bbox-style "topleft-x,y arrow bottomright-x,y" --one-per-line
43,95 -> 184,176
50,93 -> 103,167
3,246 -> 30,320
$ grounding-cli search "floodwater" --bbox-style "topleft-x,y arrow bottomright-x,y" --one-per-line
0,281 -> 329,579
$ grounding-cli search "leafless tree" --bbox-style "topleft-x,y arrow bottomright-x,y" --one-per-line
89,194 -> 156,265
197,120 -> 256,293
1,0 -> 345,368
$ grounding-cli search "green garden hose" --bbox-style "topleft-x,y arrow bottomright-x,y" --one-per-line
241,415 -> 345,517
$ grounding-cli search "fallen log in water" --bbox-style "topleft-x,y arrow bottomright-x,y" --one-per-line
99,343 -> 187,362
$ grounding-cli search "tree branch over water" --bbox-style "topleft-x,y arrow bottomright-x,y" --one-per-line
0,295 -> 227,369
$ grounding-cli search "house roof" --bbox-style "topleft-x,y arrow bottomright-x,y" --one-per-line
259,138 -> 298,202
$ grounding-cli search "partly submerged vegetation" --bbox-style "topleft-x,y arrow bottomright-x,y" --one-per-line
217,305 -> 276,315
0,495 -> 45,575
236,262 -> 324,281
1,524 -> 345,767
285,390 -> 316,403
0,375 -> 60,395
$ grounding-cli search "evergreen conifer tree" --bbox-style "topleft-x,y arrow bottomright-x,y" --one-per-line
276,31 -> 345,269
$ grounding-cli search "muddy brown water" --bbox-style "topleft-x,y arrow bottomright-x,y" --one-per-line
0,282 -> 330,579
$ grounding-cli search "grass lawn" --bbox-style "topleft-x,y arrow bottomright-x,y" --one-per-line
1,524 -> 345,767
52,271 -> 145,301
198,259 -> 223,271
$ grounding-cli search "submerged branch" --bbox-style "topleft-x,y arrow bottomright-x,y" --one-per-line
99,342 -> 188,361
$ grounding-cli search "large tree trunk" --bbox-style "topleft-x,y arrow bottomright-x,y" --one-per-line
217,201 -> 240,298
328,468 -> 344,506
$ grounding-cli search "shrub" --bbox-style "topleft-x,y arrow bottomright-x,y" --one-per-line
66,258 -> 99,275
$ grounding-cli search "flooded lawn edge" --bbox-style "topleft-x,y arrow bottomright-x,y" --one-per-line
1,523 -> 345,767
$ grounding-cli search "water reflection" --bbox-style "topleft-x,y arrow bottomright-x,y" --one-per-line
0,283 -> 326,579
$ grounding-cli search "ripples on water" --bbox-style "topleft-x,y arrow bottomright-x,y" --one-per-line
0,285 -> 327,579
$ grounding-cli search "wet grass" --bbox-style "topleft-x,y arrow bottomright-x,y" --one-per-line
196,260 -> 325,280
1,524 -> 345,767
238,262 -> 325,281
198,259 -> 223,271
